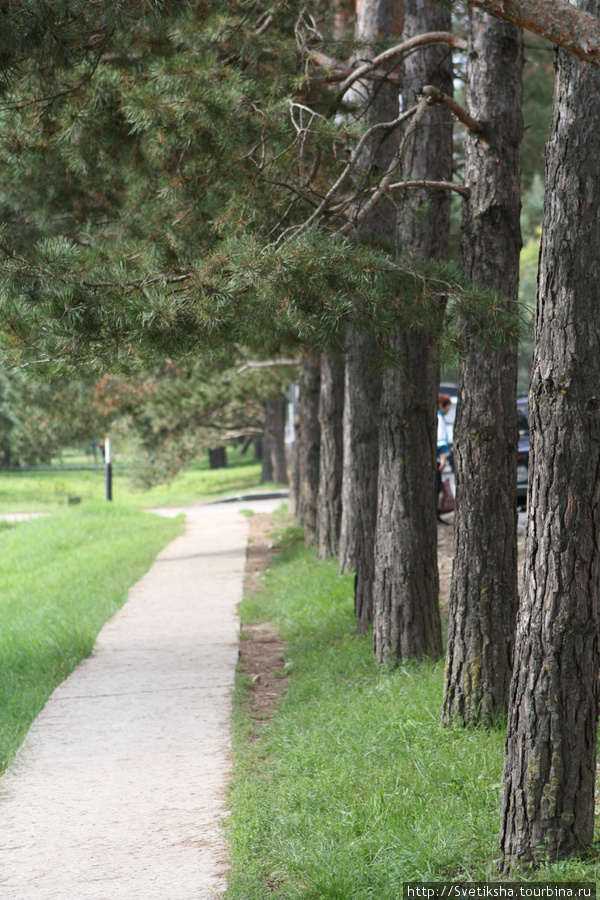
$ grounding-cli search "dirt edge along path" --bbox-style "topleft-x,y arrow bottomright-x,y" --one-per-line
238,513 -> 289,731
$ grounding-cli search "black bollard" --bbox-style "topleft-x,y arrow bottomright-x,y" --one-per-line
105,437 -> 112,501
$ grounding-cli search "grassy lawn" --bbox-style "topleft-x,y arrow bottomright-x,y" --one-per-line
228,521 -> 600,898
0,444 -> 277,513
0,503 -> 183,773
0,442 -> 284,777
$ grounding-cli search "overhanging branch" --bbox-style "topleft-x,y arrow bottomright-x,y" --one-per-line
468,0 -> 600,66
387,180 -> 470,198
237,359 -> 300,373
338,94 -> 432,236
336,32 -> 468,98
422,85 -> 485,134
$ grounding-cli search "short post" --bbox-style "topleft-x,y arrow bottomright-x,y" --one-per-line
105,436 -> 112,501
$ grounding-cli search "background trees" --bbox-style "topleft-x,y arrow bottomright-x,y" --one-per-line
0,0 -> 524,374
0,368 -> 103,466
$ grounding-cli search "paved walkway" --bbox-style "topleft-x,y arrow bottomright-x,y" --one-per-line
0,498 -> 281,900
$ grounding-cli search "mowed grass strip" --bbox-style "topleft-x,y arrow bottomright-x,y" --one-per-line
0,445 -> 269,513
228,524 -> 600,899
0,503 -> 183,773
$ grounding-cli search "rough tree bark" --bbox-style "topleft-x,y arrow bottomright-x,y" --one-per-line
337,0 -> 398,621
338,331 -> 383,628
441,12 -> 523,725
264,396 -> 289,485
297,354 -> 321,545
260,424 -> 272,482
317,356 -> 345,559
372,0 -> 452,664
500,2 -> 600,864
288,422 -> 301,517
338,358 -> 358,572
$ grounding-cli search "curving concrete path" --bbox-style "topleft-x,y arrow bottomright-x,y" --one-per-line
0,497 -> 281,900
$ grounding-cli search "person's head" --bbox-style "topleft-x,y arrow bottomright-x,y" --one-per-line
438,394 -> 452,414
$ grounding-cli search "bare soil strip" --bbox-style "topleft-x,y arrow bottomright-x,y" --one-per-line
238,513 -> 289,730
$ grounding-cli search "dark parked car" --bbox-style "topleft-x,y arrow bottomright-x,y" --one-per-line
517,396 -> 529,508
439,385 -> 528,505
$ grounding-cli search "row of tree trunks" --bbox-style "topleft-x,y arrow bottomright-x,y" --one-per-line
442,11 -> 523,725
500,0 -> 600,864
289,0 -> 600,870
372,0 -> 452,664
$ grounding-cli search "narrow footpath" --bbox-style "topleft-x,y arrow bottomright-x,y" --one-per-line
0,497 -> 282,900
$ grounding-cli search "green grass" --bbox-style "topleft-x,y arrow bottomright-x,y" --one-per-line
227,524 -> 600,898
0,503 -> 183,773
0,444 -> 279,512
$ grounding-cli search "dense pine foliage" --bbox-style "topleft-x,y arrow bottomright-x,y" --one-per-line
0,0 -> 524,376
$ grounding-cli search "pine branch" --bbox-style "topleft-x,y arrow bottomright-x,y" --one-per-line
335,33 -> 468,98
422,85 -> 484,135
236,359 -> 300,373
1,28 -> 115,113
386,180 -> 470,198
468,0 -> 600,66
338,94 -> 432,236
280,106 -> 419,242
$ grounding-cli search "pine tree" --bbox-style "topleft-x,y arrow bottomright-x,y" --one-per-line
93,360 -> 291,486
317,355 -> 344,558
336,0 -> 397,623
0,0 -> 526,376
500,0 -> 600,863
372,0 -> 452,665
442,12 -> 523,724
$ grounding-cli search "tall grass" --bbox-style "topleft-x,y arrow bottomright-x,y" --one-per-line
228,528 -> 600,898
0,503 -> 182,772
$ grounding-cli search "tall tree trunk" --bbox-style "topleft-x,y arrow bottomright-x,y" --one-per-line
317,356 -> 345,559
373,332 -> 442,662
442,13 -> 523,725
372,0 -> 452,664
338,330 -> 382,629
264,396 -> 289,485
289,423 -> 301,517
298,354 -> 321,544
337,0 -> 399,622
338,354 -> 358,572
500,5 -> 600,865
260,407 -> 273,484
334,0 -> 356,43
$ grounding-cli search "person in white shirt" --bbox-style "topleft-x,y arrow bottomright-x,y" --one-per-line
437,394 -> 452,523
